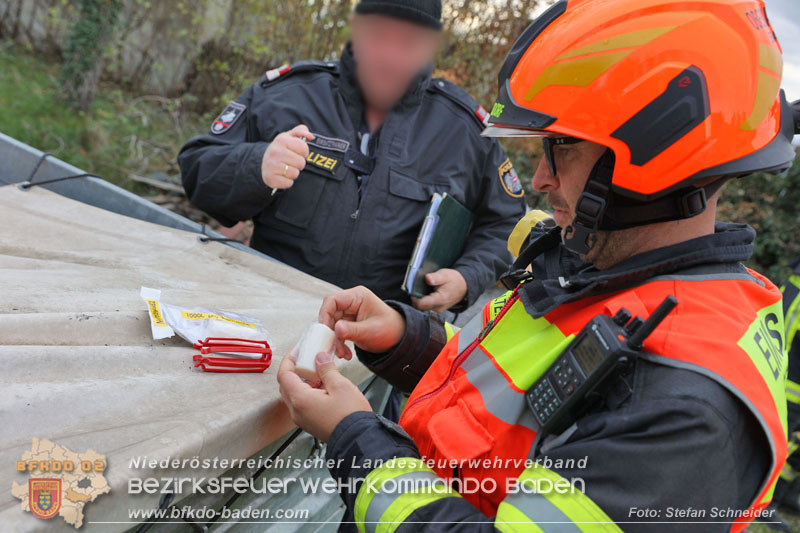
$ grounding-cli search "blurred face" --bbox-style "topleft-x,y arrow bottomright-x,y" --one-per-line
350,14 -> 441,110
531,138 -> 607,229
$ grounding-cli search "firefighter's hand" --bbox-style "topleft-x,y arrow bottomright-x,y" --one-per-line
262,124 -> 314,189
412,268 -> 467,313
319,286 -> 406,360
278,350 -> 372,442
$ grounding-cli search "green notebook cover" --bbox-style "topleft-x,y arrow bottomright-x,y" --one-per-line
405,193 -> 475,298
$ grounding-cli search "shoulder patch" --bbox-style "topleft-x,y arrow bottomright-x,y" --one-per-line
498,157 -> 523,197
428,78 -> 487,129
475,105 -> 490,126
211,101 -> 246,135
265,63 -> 291,81
259,60 -> 338,88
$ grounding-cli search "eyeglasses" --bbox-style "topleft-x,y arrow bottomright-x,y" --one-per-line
542,137 -> 583,177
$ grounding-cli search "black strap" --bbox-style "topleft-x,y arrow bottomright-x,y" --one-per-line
197,223 -> 242,244
600,177 -> 729,230
562,147 -> 729,254
18,152 -> 102,190
562,149 -> 615,254
500,224 -> 562,289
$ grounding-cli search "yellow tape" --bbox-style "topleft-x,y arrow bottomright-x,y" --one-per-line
180,311 -> 256,328
145,299 -> 168,327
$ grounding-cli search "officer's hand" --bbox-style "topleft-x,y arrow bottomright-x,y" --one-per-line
262,124 -> 314,189
278,350 -> 372,442
318,286 -> 406,360
412,268 -> 467,313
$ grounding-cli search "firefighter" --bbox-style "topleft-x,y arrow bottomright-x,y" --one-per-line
277,0 -> 798,531
178,0 -> 526,313
768,257 -> 800,529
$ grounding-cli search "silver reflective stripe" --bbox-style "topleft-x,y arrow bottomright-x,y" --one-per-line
502,492 -> 582,533
643,272 -> 765,286
362,470 -> 443,531
461,346 -> 539,431
457,312 -> 485,354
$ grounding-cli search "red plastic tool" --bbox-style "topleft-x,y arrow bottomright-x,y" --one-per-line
191,337 -> 272,373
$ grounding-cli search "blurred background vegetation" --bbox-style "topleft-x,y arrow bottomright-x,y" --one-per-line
0,0 -> 798,283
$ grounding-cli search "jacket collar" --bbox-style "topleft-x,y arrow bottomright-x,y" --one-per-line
519,222 -> 757,317
338,42 -> 432,128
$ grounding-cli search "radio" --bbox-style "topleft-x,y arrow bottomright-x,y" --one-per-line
527,295 -> 678,447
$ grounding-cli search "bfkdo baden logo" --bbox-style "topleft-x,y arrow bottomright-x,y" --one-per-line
12,438 -> 110,528
29,478 -> 62,519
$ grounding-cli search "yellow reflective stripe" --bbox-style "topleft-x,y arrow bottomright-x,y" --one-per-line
788,432 -> 800,457
481,300 -> 571,390
444,322 -> 460,342
785,275 -> 800,351
525,50 -> 632,101
736,300 -> 788,436
498,467 -> 622,533
787,389 -> 800,406
780,462 -> 799,482
759,42 -> 783,76
557,26 -> 677,61
354,458 -> 459,533
740,70 -> 781,131
355,458 -> 430,525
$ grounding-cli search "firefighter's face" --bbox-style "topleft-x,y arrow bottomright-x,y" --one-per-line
531,139 -> 608,230
350,14 -> 441,110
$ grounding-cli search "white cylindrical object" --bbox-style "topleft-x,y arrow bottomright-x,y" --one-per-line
295,322 -> 336,381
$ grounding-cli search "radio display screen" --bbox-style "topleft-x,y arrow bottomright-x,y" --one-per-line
573,333 -> 605,374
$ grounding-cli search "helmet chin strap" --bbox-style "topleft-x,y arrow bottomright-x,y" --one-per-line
562,148 -> 730,256
563,149 -> 615,255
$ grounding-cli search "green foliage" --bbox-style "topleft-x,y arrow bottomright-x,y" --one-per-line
718,155 -> 800,283
0,42 -> 212,188
181,0 -> 353,113
61,0 -> 123,110
436,0 -> 543,106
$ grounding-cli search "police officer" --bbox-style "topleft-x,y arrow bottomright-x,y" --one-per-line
178,0 -> 526,313
276,0 -> 798,531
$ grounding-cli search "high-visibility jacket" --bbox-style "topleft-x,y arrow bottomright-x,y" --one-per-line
778,259 -> 800,486
783,261 -> 800,410
354,271 -> 787,532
